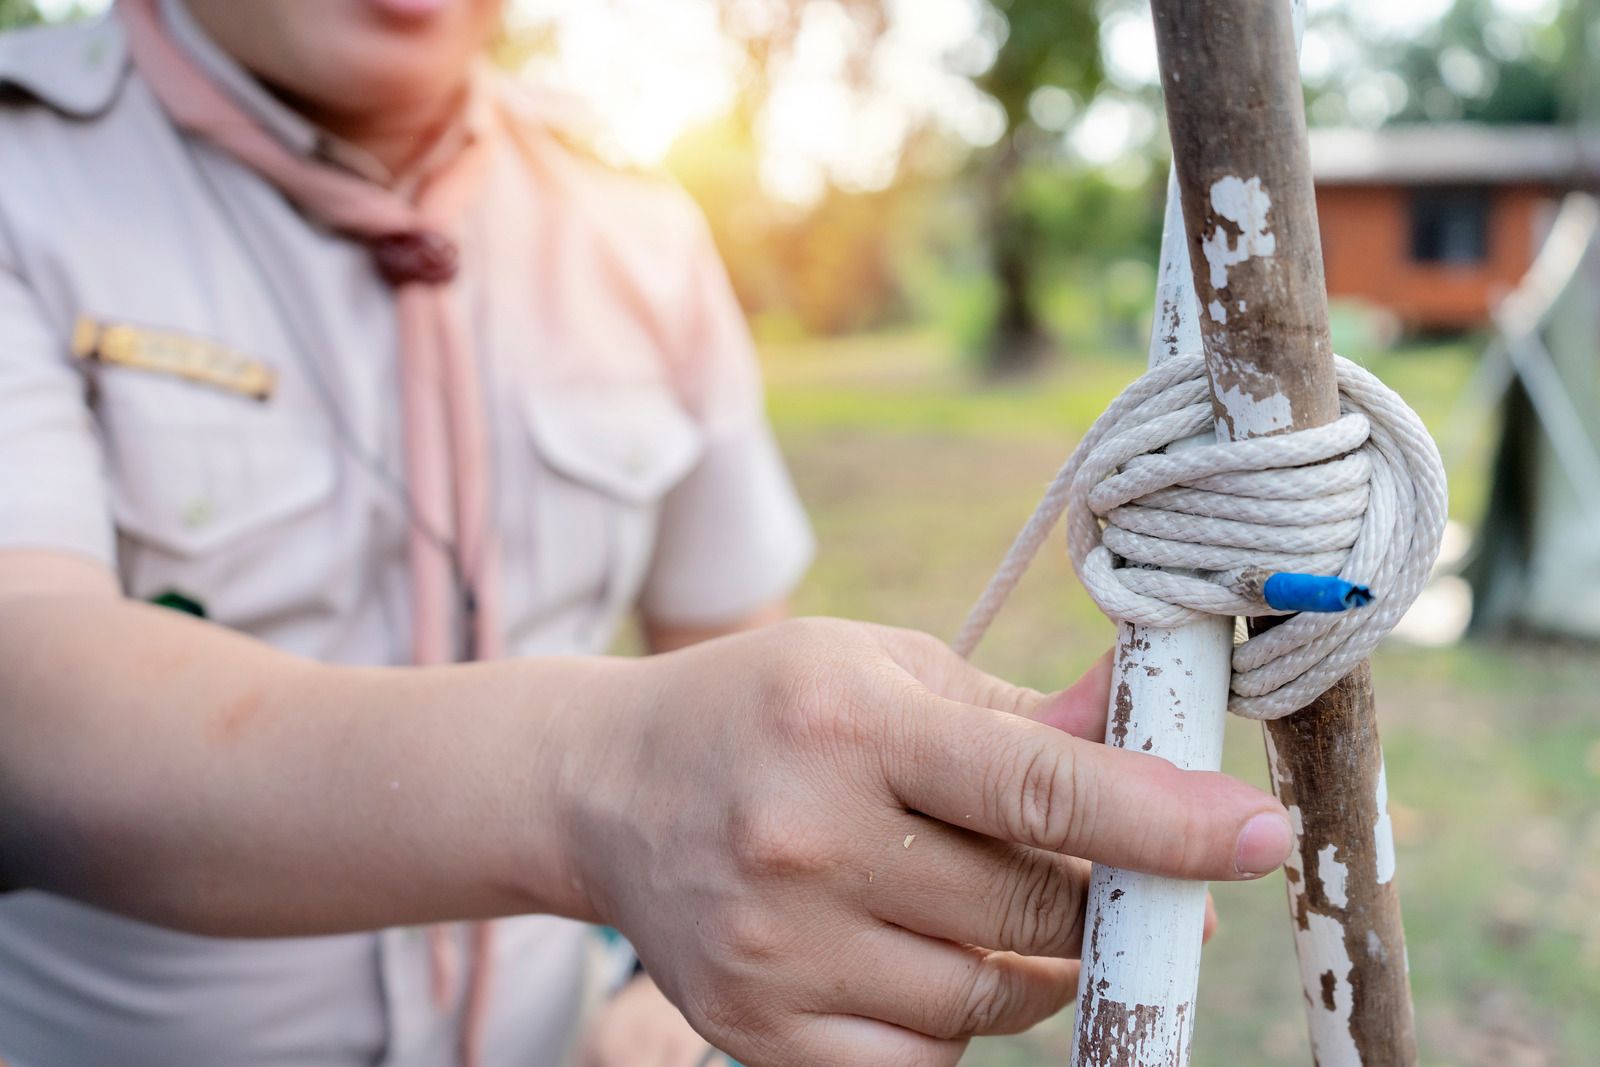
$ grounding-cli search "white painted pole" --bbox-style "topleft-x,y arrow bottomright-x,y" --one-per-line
1070,7 -> 1314,1064
1068,175 -> 1236,1067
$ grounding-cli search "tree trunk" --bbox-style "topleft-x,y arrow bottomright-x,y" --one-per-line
984,134 -> 1052,377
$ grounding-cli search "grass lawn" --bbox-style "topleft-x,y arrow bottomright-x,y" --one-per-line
759,327 -> 1600,1066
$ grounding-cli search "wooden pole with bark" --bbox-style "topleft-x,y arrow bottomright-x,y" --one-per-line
1072,2 -> 1418,1064
1152,0 -> 1418,1062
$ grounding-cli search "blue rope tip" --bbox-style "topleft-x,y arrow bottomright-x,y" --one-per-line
1262,573 -> 1374,614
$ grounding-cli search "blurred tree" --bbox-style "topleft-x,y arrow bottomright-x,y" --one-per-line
974,0 -> 1103,376
1305,0 -> 1586,129
677,0 -> 1109,372
666,114 -> 911,338
1386,0 -> 1566,124
0,0 -> 42,29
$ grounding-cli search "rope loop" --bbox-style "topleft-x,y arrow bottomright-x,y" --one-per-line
956,353 -> 1448,720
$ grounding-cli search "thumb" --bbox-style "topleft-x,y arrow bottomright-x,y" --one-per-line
1030,651 -> 1113,742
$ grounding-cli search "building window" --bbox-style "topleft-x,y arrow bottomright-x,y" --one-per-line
1410,188 -> 1491,264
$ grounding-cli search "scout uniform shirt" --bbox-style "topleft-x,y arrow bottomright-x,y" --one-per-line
0,6 -> 814,1067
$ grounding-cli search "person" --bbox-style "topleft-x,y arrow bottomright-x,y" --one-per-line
0,2 -> 1296,1066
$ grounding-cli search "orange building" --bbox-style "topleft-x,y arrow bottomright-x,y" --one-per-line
1308,124 -> 1599,332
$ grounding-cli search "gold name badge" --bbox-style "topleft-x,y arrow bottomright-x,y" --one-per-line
72,317 -> 277,402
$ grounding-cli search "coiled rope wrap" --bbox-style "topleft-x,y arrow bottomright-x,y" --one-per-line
955,353 -> 1449,720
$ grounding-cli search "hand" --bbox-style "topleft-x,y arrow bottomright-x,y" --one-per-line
577,974 -> 714,1067
563,619 -> 1292,1067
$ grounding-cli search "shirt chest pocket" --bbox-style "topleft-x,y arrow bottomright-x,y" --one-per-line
510,383 -> 703,649
104,401 -> 342,632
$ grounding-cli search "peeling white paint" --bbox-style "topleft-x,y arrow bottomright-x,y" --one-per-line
1208,299 -> 1229,324
1300,911 -> 1361,1066
1366,929 -> 1387,963
1070,162 -> 1234,1067
1215,380 -> 1293,434
1264,728 -> 1289,788
1072,620 -> 1232,1066
1286,800 -> 1364,1066
1283,802 -> 1308,911
1202,175 -> 1277,291
1149,170 -> 1203,363
1317,844 -> 1349,908
1374,761 -> 1397,884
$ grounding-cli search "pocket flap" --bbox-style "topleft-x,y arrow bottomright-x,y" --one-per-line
523,384 -> 704,505
109,421 -> 338,557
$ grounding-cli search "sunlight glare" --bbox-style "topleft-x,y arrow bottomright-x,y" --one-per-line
1100,8 -> 1159,90
512,0 -> 1000,202
1069,93 -> 1153,165
514,0 -> 740,165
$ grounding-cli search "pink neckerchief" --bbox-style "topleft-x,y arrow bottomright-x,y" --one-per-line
117,0 -> 501,1061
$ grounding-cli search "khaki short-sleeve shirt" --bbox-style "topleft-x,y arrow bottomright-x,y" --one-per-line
0,10 -> 813,1067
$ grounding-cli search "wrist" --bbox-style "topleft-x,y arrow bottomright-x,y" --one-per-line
331,654 -> 636,926
511,654 -> 648,925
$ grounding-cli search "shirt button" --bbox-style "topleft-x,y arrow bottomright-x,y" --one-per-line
183,498 -> 214,529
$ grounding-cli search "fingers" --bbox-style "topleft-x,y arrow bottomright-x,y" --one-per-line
867,626 -> 1112,741
1029,652 -> 1113,741
757,1015 -> 964,1067
866,626 -> 1046,719
817,929 -> 1079,1042
860,816 -> 1092,959
885,696 -> 1292,881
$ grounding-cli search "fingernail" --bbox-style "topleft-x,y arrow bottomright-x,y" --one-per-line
1234,812 -> 1293,877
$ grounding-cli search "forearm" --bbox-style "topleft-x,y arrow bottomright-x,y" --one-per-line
0,591 -> 616,936
0,579 -> 1295,1064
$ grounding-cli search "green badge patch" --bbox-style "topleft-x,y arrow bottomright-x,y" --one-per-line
150,590 -> 207,618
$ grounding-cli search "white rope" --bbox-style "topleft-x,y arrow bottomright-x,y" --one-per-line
954,353 -> 1449,720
